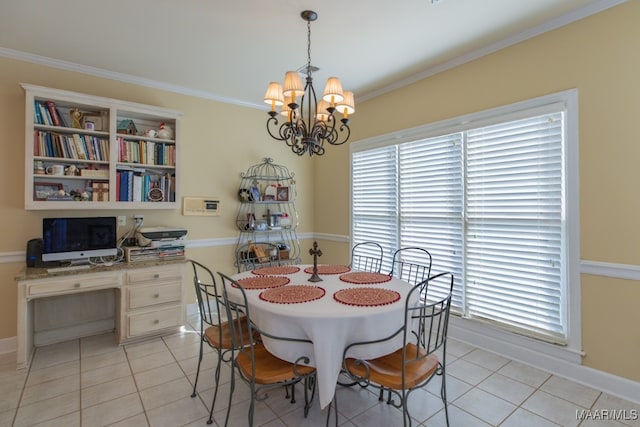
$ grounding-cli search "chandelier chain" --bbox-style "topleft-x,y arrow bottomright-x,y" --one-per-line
307,19 -> 312,75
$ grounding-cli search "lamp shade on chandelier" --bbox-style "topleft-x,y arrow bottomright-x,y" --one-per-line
264,10 -> 355,157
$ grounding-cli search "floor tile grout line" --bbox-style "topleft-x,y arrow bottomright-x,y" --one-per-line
123,338 -> 151,427
11,329 -> 636,427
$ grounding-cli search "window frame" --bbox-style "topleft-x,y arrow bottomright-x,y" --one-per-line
350,89 -> 581,362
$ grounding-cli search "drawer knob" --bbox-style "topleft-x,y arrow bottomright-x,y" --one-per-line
153,319 -> 160,324
154,293 -> 160,298
74,283 -> 81,288
153,274 -> 160,279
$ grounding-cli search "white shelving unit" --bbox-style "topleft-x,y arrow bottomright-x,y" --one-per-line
22,83 -> 182,210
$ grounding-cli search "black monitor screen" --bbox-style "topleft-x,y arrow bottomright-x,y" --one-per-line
42,217 -> 117,262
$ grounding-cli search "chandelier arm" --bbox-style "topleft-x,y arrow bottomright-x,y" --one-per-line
266,115 -> 287,141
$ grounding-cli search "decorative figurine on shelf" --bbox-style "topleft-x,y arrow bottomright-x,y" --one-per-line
65,165 -> 77,176
69,108 -> 84,129
157,122 -> 173,139
117,119 -> 137,135
34,160 -> 45,175
308,241 -> 323,282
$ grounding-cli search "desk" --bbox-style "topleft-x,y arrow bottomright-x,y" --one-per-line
15,260 -> 186,369
230,265 -> 412,409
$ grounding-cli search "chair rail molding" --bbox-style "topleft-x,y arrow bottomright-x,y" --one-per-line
580,259 -> 640,281
0,233 -> 318,264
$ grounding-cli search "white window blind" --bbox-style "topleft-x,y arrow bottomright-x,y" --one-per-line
398,134 -> 464,307
465,112 -> 564,341
352,146 -> 398,273
351,103 -> 569,344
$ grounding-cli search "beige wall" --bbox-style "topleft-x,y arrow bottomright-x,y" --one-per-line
1,1 -> 639,385
0,57 -> 317,340
315,1 -> 640,382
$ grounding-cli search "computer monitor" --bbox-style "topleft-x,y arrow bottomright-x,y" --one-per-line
42,216 -> 117,264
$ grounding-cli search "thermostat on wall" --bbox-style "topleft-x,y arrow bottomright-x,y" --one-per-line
183,196 -> 220,216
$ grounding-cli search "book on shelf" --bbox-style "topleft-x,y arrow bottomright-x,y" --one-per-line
45,101 -> 63,127
117,136 -> 176,167
37,102 -> 52,126
72,134 -> 87,159
118,171 -> 129,201
127,170 -> 134,201
115,172 -> 121,201
34,101 -> 43,125
132,174 -> 143,202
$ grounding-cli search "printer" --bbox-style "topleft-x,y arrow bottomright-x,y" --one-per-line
136,227 -> 187,247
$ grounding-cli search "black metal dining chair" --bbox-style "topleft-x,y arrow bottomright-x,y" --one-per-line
188,260 -> 256,426
218,272 -> 317,427
350,241 -> 384,273
332,272 -> 455,427
390,247 -> 433,286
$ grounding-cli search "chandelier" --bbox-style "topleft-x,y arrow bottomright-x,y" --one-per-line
264,10 -> 355,157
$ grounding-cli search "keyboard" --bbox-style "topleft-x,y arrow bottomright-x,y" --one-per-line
46,265 -> 92,273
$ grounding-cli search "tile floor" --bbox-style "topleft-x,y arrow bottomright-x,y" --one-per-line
0,317 -> 638,427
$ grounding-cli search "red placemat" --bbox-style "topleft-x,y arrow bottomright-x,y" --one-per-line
252,266 -> 301,275
339,272 -> 392,285
259,285 -> 326,304
235,276 -> 290,290
333,287 -> 400,307
303,265 -> 351,275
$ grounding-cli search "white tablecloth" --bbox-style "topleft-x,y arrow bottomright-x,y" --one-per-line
230,265 -> 412,409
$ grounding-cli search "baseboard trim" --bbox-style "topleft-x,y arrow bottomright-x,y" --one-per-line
0,336 -> 16,355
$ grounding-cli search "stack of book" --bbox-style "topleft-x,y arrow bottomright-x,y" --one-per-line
125,245 -> 185,263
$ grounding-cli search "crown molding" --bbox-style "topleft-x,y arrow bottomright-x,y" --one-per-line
0,46 -> 264,110
358,0 -> 628,101
0,0 -> 627,107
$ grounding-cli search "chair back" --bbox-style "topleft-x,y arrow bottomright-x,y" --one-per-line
405,272 -> 454,361
189,260 -> 224,331
217,272 -> 257,352
236,242 -> 281,273
390,247 -> 433,286
350,241 -> 384,273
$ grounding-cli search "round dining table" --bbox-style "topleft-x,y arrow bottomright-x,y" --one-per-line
229,264 -> 413,409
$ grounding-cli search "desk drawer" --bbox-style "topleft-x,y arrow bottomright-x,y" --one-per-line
128,305 -> 182,337
26,272 -> 121,298
127,283 -> 182,310
126,264 -> 182,285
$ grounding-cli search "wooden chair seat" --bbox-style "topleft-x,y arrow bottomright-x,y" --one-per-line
345,343 -> 440,390
236,343 -> 316,385
204,315 -> 255,349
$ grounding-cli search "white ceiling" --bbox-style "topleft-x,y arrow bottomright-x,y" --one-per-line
0,0 -> 624,109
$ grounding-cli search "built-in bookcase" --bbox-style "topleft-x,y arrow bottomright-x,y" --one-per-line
22,83 -> 182,210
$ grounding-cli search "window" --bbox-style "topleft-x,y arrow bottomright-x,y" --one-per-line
351,90 -> 579,348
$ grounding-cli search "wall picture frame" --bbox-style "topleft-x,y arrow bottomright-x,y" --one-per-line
34,183 -> 63,201
276,186 -> 289,201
